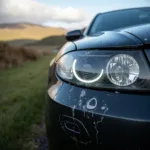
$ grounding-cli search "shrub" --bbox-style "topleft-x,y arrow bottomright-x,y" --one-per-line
0,43 -> 50,69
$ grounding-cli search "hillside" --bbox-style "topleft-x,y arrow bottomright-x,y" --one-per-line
0,23 -> 66,41
29,35 -> 66,46
6,39 -> 38,46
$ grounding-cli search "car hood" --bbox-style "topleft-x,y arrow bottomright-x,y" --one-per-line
74,24 -> 150,50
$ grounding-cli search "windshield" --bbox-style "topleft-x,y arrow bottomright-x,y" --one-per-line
89,7 -> 150,35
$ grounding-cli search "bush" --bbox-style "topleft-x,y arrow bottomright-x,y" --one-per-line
0,43 -> 50,69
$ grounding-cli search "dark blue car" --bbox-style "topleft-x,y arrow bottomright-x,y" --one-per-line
46,7 -> 150,150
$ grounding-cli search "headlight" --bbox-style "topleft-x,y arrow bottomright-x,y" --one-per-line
72,58 -> 104,83
56,50 -> 150,91
106,54 -> 140,86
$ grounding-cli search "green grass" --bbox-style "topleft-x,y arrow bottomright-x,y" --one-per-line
0,55 -> 54,150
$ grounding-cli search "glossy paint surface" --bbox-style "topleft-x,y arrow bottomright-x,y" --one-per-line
145,49 -> 150,63
123,24 -> 150,44
46,73 -> 150,150
55,42 -> 76,61
74,31 -> 143,50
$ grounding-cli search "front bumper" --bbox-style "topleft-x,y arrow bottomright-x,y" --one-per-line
46,81 -> 150,150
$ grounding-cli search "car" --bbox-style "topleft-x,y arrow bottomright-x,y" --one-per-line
45,7 -> 150,150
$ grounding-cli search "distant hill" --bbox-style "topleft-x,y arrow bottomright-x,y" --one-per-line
28,35 -> 66,47
0,23 -> 66,41
29,27 -> 86,47
0,23 -> 45,29
6,39 -> 38,46
0,23 -> 26,29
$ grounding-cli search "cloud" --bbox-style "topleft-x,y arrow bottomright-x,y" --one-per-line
0,0 -> 88,25
43,20 -> 90,30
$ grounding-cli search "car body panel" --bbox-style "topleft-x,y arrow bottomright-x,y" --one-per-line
74,31 -> 143,50
46,76 -> 150,150
75,23 -> 150,50
48,80 -> 150,122
123,24 -> 150,44
55,42 -> 76,61
144,49 -> 150,63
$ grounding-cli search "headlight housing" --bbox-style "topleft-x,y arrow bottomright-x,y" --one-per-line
56,50 -> 150,91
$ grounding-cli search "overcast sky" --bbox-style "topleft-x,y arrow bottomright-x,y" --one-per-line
0,0 -> 150,29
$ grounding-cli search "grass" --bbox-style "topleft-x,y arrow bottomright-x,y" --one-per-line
0,54 -> 54,150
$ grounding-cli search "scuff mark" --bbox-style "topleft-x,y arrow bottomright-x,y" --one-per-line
115,91 -> 120,94
95,100 -> 109,144
85,51 -> 91,56
98,103 -> 109,123
72,105 -> 77,146
92,110 -> 94,117
68,86 -> 74,100
78,89 -> 86,111
69,86 -> 74,92
80,89 -> 86,98
101,106 -> 106,110
93,121 -> 99,144
72,105 -> 76,118
86,97 -> 97,110
59,115 -> 91,145
82,105 -> 86,117
78,99 -> 82,109
83,97 -> 98,118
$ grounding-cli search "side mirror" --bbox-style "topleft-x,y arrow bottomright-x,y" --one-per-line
65,30 -> 83,41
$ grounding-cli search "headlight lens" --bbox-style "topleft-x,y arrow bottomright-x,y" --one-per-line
72,58 -> 104,83
56,50 -> 150,91
106,54 -> 140,86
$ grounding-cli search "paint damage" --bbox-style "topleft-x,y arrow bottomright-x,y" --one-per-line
59,86 -> 110,146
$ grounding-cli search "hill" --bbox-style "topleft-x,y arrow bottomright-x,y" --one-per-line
29,35 -> 66,46
6,39 -> 38,46
0,23 -> 66,41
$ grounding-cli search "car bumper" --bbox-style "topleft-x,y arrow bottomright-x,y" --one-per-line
46,81 -> 150,150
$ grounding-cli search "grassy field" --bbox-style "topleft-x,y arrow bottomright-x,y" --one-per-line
0,54 -> 54,150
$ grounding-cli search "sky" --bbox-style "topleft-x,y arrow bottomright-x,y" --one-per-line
0,0 -> 150,29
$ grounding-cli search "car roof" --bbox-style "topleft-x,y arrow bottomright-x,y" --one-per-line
97,7 -> 150,15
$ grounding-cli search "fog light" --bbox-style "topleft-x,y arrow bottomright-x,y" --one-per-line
106,54 -> 140,86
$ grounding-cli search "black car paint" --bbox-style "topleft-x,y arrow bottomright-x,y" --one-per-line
74,31 -> 142,50
55,42 -> 76,61
75,24 -> 150,50
123,24 -> 150,44
145,49 -> 150,62
47,80 -> 150,150
46,7 -> 150,150
65,30 -> 83,41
